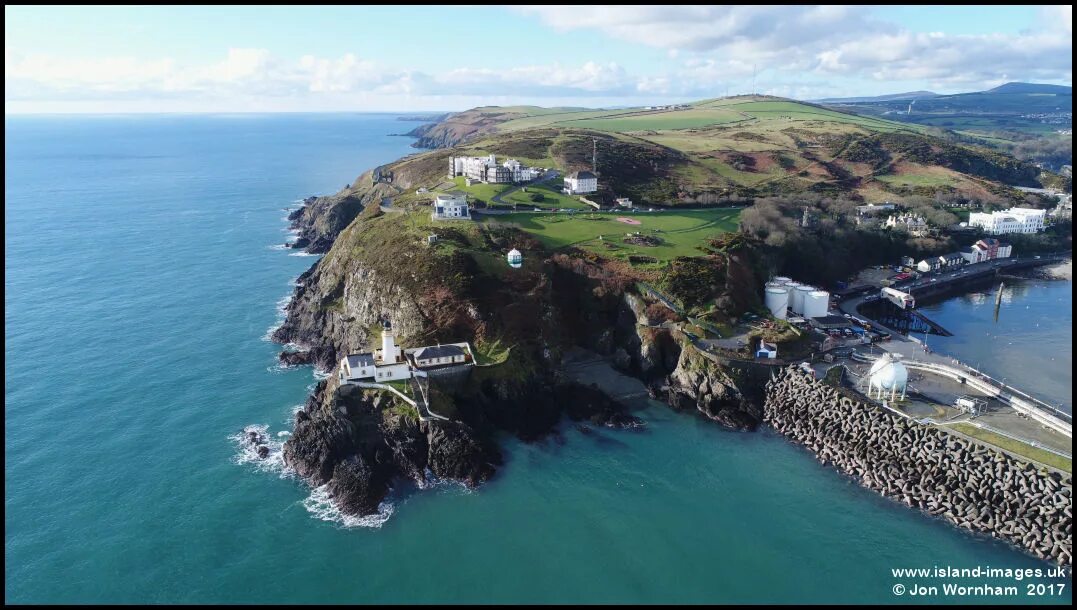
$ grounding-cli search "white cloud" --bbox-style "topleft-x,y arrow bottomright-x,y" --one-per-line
516,5 -> 1073,92
5,48 -> 663,107
5,5 -> 1074,112
815,30 -> 1072,88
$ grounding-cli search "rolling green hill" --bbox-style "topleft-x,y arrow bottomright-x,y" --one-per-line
398,95 -> 1043,206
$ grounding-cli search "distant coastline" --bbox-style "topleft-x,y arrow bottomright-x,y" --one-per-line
395,113 -> 448,122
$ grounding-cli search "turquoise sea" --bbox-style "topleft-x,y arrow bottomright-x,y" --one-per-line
5,115 -> 1070,604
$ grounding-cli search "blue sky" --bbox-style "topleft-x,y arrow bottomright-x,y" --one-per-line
5,5 -> 1072,113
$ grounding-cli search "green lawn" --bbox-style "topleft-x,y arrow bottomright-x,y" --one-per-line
499,179 -> 592,210
554,108 -> 746,132
718,100 -> 924,133
482,208 -> 742,265
949,423 -> 1071,473
450,176 -> 511,202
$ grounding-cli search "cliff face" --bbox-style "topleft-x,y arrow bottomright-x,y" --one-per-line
284,380 -> 501,514
404,108 -> 527,149
272,210 -> 649,516
286,149 -> 454,254
665,343 -> 762,430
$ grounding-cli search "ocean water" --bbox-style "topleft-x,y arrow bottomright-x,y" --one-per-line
916,275 -> 1072,413
5,115 -> 1070,604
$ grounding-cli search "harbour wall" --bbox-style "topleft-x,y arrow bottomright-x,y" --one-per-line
764,366 -> 1072,566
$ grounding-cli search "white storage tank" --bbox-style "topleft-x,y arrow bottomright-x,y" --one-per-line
765,287 -> 789,319
768,281 -> 792,305
792,284 -> 815,315
803,290 -> 829,319
773,276 -> 792,284
784,282 -> 802,310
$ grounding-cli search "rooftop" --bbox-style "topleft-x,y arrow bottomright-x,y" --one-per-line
566,170 -> 596,180
414,344 -> 465,360
346,353 -> 375,367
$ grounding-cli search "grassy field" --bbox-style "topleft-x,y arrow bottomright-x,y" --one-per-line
450,176 -> 511,202
499,179 -> 592,210
705,99 -> 925,133
436,96 -> 1026,203
949,423 -> 1072,473
482,208 -> 741,265
557,108 -> 746,132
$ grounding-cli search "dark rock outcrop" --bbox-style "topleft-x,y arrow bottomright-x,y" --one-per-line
560,383 -> 644,429
327,453 -> 388,516
665,344 -> 761,430
425,420 -> 501,486
278,350 -> 314,366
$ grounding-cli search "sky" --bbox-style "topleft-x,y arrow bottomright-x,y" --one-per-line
4,5 -> 1073,113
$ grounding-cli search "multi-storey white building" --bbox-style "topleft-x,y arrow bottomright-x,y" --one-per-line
449,154 -> 540,184
449,154 -> 498,181
431,193 -> 470,220
503,159 -> 539,183
968,207 -> 1046,234
563,170 -> 597,194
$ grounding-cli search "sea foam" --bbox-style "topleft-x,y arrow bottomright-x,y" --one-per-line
302,484 -> 395,529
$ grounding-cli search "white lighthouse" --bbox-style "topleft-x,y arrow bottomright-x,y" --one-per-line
380,321 -> 400,364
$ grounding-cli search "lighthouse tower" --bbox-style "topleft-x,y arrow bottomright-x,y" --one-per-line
380,320 -> 400,364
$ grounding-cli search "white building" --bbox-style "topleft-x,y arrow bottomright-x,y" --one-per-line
885,214 -> 928,235
615,197 -> 633,208
449,155 -> 497,181
507,248 -> 523,268
432,193 -> 471,220
563,170 -> 597,195
968,207 -> 1046,234
339,322 -> 412,384
410,344 -> 468,368
856,202 -> 896,216
755,339 -> 777,359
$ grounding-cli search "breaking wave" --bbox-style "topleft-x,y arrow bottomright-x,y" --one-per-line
229,424 -> 291,477
302,484 -> 395,529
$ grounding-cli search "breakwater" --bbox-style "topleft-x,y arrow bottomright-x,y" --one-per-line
764,367 -> 1073,566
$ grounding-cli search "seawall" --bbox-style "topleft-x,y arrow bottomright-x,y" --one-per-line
764,366 -> 1072,566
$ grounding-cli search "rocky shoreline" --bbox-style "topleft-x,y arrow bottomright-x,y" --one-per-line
765,366 -> 1072,567
268,159 -> 1068,568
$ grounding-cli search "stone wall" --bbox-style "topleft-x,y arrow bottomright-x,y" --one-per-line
764,366 -> 1072,566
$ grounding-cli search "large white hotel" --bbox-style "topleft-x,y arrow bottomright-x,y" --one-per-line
967,207 -> 1046,235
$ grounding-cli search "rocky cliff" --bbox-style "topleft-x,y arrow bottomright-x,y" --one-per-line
664,341 -> 762,430
271,208 -> 647,516
286,149 -> 454,254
